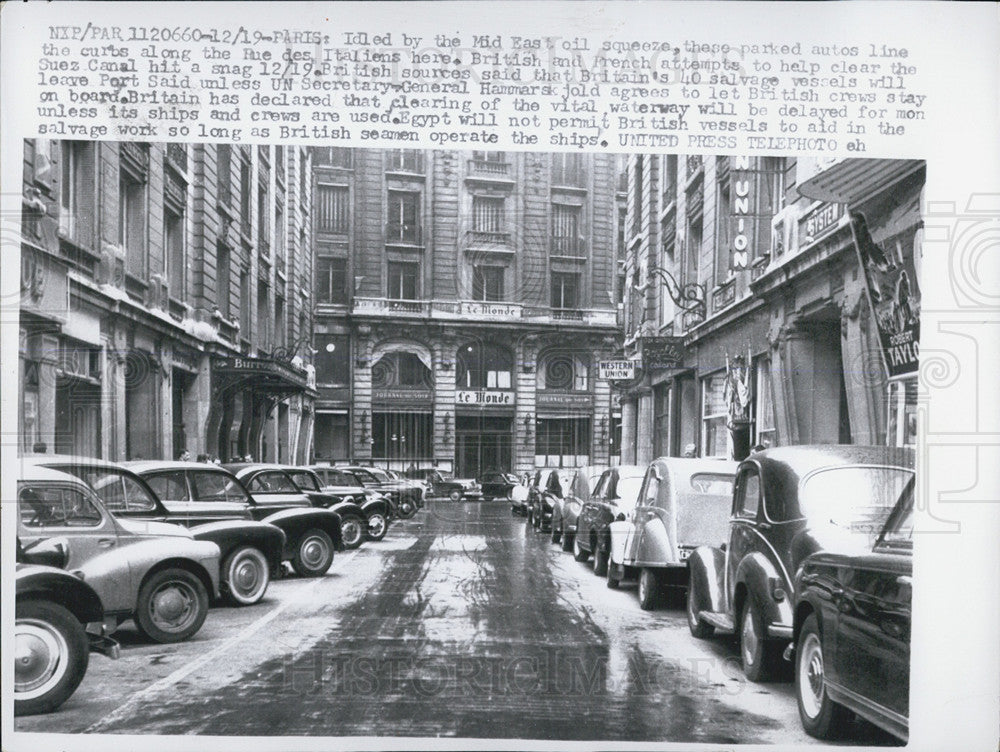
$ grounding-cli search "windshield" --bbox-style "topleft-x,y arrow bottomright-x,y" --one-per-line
54,465 -> 158,514
798,466 -> 913,536
614,476 -> 645,512
368,469 -> 391,482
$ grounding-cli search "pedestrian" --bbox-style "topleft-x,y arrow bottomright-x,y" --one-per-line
211,455 -> 221,465
682,443 -> 697,458
195,452 -> 209,463
244,453 -> 253,462
179,449 -> 192,461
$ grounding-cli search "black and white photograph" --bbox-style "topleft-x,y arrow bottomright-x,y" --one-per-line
15,142 -> 921,745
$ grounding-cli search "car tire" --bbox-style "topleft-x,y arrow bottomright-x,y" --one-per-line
606,561 -> 621,589
740,595 -> 780,682
397,498 -> 417,519
796,613 -> 849,738
292,529 -> 335,577
448,489 -> 463,502
222,546 -> 270,606
551,520 -> 562,544
572,532 -> 590,562
686,572 -> 714,639
593,542 -> 609,577
561,531 -> 574,552
15,600 -> 90,716
366,513 -> 388,541
339,515 -> 365,550
135,567 -> 209,644
638,567 -> 663,610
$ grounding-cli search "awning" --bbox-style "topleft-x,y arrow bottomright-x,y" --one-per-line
797,159 -> 925,206
212,355 -> 308,398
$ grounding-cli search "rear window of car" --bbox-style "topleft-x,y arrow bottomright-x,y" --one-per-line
55,466 -> 158,513
191,471 -> 250,503
19,484 -> 103,528
689,473 -> 735,497
288,471 -> 320,491
796,466 -> 913,535
146,471 -> 189,503
247,472 -> 299,493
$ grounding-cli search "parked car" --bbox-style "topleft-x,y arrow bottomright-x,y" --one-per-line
551,465 -> 607,551
15,544 -> 120,715
514,469 -> 552,517
127,461 -> 342,578
686,445 -> 915,682
607,458 -> 737,608
478,471 -> 518,502
384,469 -> 429,508
335,465 -> 421,518
308,465 -> 393,541
24,455 -> 285,606
18,466 -> 220,644
791,470 -> 914,742
530,469 -> 577,532
572,465 -> 646,575
405,468 -> 479,501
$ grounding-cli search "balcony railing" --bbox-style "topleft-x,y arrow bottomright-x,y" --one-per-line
385,223 -> 422,245
550,237 -> 586,256
468,158 -> 511,177
467,229 -> 512,246
551,308 -> 585,321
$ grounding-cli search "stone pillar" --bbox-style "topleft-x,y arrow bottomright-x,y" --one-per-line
636,387 -> 654,466
840,286 -> 885,445
36,333 -> 60,453
620,397 -> 637,465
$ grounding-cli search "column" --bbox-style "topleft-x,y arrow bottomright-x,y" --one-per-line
620,397 -> 637,465
433,340 -> 456,471
636,387 -> 654,466
840,286 -> 885,445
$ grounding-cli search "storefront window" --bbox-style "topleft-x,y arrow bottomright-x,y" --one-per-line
373,412 -> 433,465
701,372 -> 729,458
535,418 -> 591,467
315,334 -> 350,386
653,383 -> 671,458
457,342 -> 513,390
887,377 -> 918,447
314,412 -> 349,462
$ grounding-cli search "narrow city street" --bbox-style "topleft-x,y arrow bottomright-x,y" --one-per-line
17,501 -> 893,744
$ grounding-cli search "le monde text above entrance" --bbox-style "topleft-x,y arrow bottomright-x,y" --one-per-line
456,390 -> 515,407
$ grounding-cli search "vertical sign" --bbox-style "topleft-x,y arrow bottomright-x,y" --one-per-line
730,156 -> 756,271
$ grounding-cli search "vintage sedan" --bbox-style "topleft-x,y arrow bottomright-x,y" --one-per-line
15,550 -> 119,715
607,458 -> 737,608
307,465 -> 393,541
477,472 -> 518,502
529,468 -> 577,532
551,465 -> 607,551
572,465 -> 646,575
336,465 -> 421,518
25,455 -> 285,606
18,466 -> 220,645
513,468 -> 553,517
128,461 -> 343,578
792,473 -> 913,742
686,445 -> 914,682
405,468 -> 479,501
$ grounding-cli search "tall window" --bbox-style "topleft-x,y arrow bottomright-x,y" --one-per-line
661,154 -> 678,207
257,281 -> 270,350
257,176 -> 270,254
274,203 -> 285,272
552,152 -> 584,186
165,209 -> 185,298
274,295 -> 286,348
551,204 -> 582,255
317,184 -> 349,233
387,150 -> 422,172
757,157 -> 786,257
755,358 -> 776,448
685,214 -> 702,284
472,265 -> 504,301
315,334 -> 350,386
456,342 -> 513,389
387,191 -> 420,243
316,256 -> 348,304
551,272 -> 579,309
388,261 -> 419,300
631,156 -> 644,238
317,147 -> 353,169
239,150 -> 252,236
239,267 -> 250,337
217,243 -> 231,318
715,171 -> 732,285
217,144 -> 232,208
119,173 -> 146,277
537,352 -> 589,391
472,196 -> 506,240
60,141 -> 92,241
702,372 -> 728,458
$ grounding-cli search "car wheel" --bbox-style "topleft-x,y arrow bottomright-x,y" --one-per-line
135,568 -> 209,644
339,515 -> 365,550
397,498 -> 417,519
292,529 -> 335,577
796,613 -> 849,737
638,568 -> 663,610
593,542 -> 609,577
686,572 -> 714,638
448,489 -> 463,502
606,561 -> 621,589
222,546 -> 270,606
572,532 -> 590,562
366,513 -> 388,541
551,519 -> 562,544
740,596 -> 779,682
561,530 -> 574,552
15,600 -> 90,716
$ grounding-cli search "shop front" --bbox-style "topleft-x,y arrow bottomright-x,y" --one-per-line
534,391 -> 592,468
455,389 -> 515,478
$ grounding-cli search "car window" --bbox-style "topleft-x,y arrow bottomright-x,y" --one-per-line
690,473 -> 735,496
798,466 -> 913,537
19,484 -> 104,528
146,471 -> 190,502
288,471 -> 320,491
735,470 -> 760,519
615,476 -> 645,512
61,467 -> 159,514
191,471 -> 250,503
368,469 -> 391,482
639,468 -> 659,508
593,471 -> 611,499
879,480 -> 914,548
247,471 -> 299,493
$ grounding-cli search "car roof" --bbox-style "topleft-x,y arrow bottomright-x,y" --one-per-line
651,457 -> 739,475
21,453 -> 126,471
222,463 -> 295,475
124,460 -> 232,473
18,464 -> 94,488
609,465 -> 646,478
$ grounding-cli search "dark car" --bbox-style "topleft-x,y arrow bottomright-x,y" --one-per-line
514,469 -> 551,517
572,465 -> 646,576
308,465 -> 393,541
791,472 -> 914,742
478,471 -> 518,502
16,546 -> 120,716
686,445 -> 914,683
407,469 -> 480,501
128,461 -> 343,578
24,455 -> 285,606
529,468 -> 578,532
335,466 -> 421,518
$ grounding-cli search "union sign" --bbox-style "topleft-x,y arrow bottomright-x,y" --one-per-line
598,360 -> 636,380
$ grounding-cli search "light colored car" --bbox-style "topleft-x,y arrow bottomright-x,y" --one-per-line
17,466 -> 220,644
606,457 -> 737,608
551,465 -> 607,551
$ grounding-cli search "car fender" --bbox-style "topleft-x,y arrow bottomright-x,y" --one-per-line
359,498 -> 389,519
688,546 -> 727,614
326,500 -> 366,520
16,566 -> 105,623
262,508 -> 344,552
633,516 -> 676,566
607,520 -> 631,565
189,520 -> 286,571
562,499 -> 582,529
733,550 -> 793,631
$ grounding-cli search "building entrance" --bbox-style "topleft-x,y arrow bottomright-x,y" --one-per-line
455,414 -> 512,478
